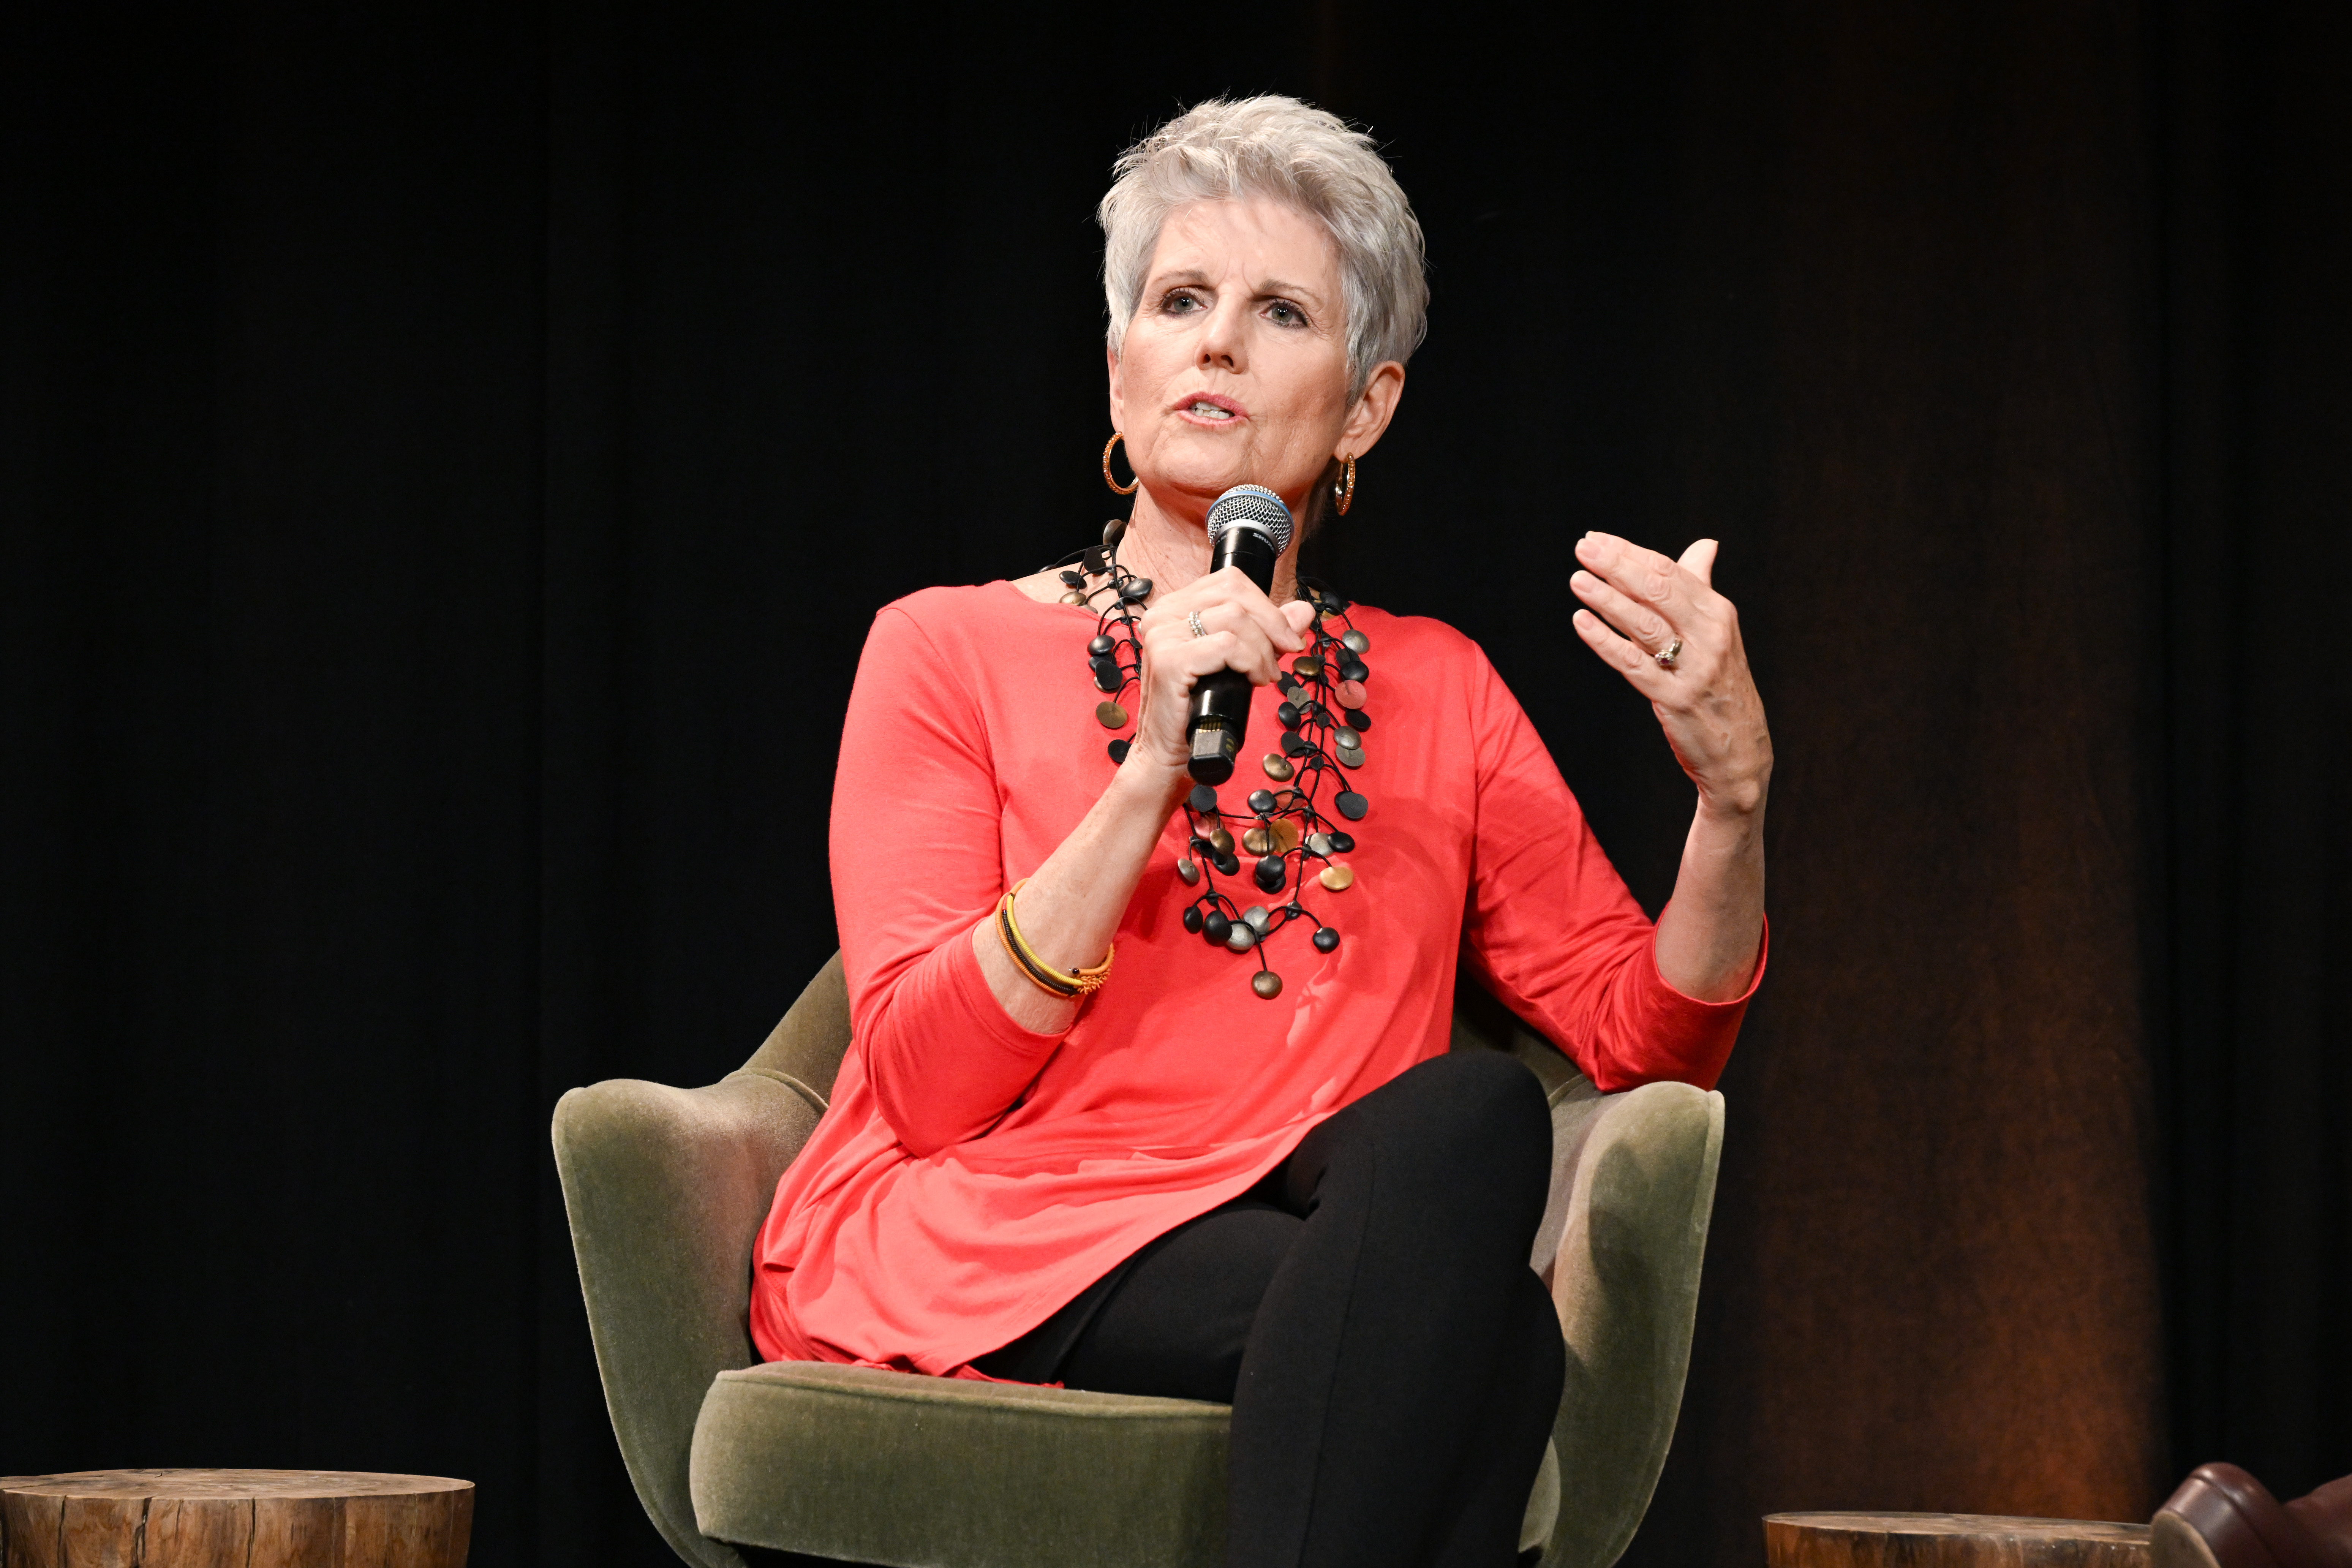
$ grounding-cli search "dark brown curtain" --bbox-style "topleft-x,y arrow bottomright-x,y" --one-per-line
3,2 -> 2343,1564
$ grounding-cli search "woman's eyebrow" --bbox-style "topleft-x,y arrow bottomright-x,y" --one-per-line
1254,278 -> 1324,304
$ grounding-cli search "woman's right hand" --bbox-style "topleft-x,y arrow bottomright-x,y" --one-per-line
1124,568 -> 1319,782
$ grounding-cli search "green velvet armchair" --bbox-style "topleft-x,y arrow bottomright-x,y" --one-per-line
552,955 -> 1725,1568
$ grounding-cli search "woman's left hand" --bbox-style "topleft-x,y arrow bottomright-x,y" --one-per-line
1569,532 -> 1772,817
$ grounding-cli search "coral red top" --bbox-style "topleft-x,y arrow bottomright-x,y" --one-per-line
748,582 -> 1761,1376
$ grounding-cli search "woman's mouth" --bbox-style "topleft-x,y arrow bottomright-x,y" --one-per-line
1176,394 -> 1247,424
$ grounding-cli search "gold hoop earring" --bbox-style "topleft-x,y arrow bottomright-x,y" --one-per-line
1102,432 -> 1140,496
1331,454 -> 1357,517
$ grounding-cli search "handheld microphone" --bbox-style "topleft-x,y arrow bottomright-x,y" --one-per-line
1185,484 -> 1296,784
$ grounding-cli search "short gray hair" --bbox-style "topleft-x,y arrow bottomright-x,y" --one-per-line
1098,96 -> 1429,398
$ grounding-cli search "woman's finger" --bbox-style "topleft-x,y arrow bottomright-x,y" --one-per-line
1147,612 -> 1282,689
1570,607 -> 1675,698
1207,565 -> 1309,653
1160,601 -> 1290,680
1679,537 -> 1719,587
1145,569 -> 1306,656
1575,531 -> 1713,629
1570,569 -> 1680,655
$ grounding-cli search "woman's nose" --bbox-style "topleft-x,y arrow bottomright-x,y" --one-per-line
1196,298 -> 1247,371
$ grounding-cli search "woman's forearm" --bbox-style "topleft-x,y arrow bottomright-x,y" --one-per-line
1652,797 -> 1767,1002
969,759 -> 1192,1034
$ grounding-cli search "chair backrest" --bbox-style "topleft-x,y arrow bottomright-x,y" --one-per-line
551,955 -> 850,1568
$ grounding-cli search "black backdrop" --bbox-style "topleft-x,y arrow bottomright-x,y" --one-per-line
4,1 -> 2346,1565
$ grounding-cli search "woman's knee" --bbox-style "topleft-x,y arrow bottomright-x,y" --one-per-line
1372,1051 -> 1552,1206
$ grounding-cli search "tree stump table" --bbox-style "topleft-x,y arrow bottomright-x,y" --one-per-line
0,1471 -> 472,1568
1767,1513 -> 2153,1568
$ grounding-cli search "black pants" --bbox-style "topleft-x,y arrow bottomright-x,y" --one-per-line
975,1051 -> 1565,1568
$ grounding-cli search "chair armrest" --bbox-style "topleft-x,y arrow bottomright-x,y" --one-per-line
1537,1077 -> 1726,1568
554,1069 -> 819,1568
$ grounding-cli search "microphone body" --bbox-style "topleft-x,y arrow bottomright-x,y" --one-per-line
1185,485 -> 1295,784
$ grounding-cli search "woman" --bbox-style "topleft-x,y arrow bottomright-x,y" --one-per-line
749,96 -> 1771,1568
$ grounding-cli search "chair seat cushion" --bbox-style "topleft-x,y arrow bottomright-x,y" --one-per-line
690,1361 -> 1231,1568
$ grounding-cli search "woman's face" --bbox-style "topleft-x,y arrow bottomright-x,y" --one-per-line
1110,196 -> 1400,525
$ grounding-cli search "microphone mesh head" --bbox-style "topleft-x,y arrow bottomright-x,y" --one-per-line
1206,484 -> 1295,555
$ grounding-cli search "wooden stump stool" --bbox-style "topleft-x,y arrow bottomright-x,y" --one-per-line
1767,1513 -> 2153,1568
0,1470 -> 472,1568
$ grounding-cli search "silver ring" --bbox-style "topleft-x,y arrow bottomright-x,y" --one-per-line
1187,610 -> 1209,640
1655,637 -> 1683,669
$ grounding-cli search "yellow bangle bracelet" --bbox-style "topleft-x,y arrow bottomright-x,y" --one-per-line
997,879 -> 1114,997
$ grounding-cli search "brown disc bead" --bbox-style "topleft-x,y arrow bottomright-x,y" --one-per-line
1319,864 -> 1356,892
1292,655 -> 1325,679
1095,700 -> 1128,729
1061,590 -> 1087,605
1242,827 -> 1272,856
1209,827 -> 1235,856
1262,753 -> 1295,781
1177,857 -> 1200,885
1271,819 -> 1302,854
1252,971 -> 1284,999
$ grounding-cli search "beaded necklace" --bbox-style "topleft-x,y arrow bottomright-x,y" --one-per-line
1051,517 -> 1375,1000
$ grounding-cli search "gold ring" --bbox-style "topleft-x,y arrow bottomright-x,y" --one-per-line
1655,638 -> 1683,669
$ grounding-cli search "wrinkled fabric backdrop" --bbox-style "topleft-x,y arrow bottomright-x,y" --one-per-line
3,0 -> 2345,1564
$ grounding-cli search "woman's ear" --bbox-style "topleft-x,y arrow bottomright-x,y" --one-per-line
1341,361 -> 1407,457
1106,345 -> 1125,432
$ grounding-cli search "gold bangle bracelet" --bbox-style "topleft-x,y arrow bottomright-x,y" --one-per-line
995,898 -> 1075,998
997,879 -> 1114,997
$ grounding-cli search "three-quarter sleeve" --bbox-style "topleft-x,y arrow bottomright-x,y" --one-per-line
829,604 -> 1065,1157
1457,646 -> 1760,1093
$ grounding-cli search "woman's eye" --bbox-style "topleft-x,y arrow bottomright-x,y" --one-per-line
1162,291 -> 1201,314
1267,300 -> 1308,327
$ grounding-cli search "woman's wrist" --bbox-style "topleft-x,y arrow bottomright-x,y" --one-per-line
1112,751 -> 1194,817
1694,771 -> 1770,825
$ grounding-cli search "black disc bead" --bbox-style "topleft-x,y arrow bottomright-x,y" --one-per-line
1214,852 -> 1241,877
1203,911 -> 1231,943
1340,659 -> 1369,683
1088,634 -> 1115,656
1247,789 -> 1277,814
1182,906 -> 1204,934
1277,701 -> 1301,729
1342,707 -> 1370,732
1255,856 -> 1287,892
1107,739 -> 1130,763
1313,926 -> 1340,953
1189,784 -> 1219,814
1334,791 -> 1369,821
1328,831 -> 1356,854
